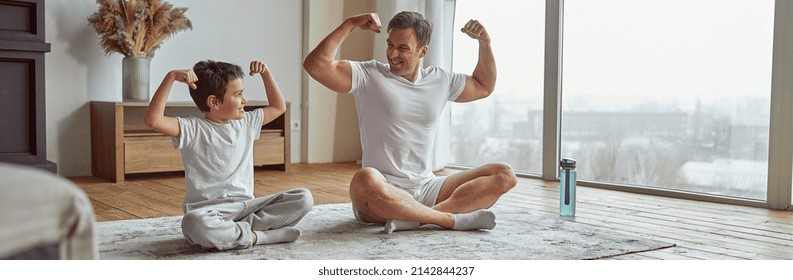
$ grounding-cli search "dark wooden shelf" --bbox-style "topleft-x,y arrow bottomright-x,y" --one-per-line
0,0 -> 56,173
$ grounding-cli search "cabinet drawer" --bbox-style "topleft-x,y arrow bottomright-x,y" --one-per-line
254,135 -> 285,166
123,133 -> 285,173
124,139 -> 183,173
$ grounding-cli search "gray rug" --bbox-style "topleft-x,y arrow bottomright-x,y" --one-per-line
97,203 -> 674,260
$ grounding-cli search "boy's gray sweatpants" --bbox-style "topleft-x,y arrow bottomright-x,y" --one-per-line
181,188 -> 313,251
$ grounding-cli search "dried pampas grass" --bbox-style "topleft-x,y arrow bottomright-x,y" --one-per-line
88,0 -> 192,57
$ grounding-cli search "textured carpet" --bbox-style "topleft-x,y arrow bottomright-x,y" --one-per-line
97,203 -> 674,260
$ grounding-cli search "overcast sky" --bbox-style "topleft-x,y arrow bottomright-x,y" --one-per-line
452,0 -> 775,111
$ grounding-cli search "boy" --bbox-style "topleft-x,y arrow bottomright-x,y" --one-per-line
144,60 -> 313,250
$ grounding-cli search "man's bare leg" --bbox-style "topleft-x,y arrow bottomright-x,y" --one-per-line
350,168 -> 453,228
433,163 -> 517,214
350,167 -> 499,233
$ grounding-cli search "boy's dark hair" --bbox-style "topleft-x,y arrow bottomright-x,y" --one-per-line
189,60 -> 245,112
388,11 -> 433,47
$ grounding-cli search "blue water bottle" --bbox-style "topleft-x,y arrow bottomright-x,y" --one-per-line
559,158 -> 577,216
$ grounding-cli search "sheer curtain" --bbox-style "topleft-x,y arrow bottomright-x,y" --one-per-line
374,0 -> 456,170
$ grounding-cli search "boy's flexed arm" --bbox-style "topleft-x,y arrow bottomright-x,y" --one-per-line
144,70 -> 197,137
249,61 -> 286,125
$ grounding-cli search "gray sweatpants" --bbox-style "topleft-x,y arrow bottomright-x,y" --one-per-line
181,188 -> 313,250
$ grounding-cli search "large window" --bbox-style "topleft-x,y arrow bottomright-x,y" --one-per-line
560,0 -> 774,200
448,0 -> 783,204
450,0 -> 545,174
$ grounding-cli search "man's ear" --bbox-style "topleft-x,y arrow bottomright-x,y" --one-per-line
419,45 -> 428,58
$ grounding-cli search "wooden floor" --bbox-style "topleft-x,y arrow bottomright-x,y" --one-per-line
69,162 -> 793,260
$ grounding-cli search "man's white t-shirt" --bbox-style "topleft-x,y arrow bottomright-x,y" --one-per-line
173,108 -> 264,206
349,60 -> 466,189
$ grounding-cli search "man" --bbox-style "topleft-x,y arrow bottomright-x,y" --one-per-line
304,11 -> 516,233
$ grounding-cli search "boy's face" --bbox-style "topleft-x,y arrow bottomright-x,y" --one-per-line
386,28 -> 427,82
208,78 -> 247,123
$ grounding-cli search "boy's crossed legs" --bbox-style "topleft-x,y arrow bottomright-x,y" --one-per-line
181,188 -> 313,250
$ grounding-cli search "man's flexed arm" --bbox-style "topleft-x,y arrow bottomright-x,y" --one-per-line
144,70 -> 197,137
303,13 -> 382,93
455,20 -> 497,103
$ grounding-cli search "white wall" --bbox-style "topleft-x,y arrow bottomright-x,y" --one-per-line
302,0 -> 370,163
44,0 -> 303,176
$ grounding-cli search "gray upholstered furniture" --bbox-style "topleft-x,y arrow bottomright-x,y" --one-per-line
0,163 -> 97,259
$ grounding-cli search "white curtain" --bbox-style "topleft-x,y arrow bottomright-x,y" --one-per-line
374,0 -> 456,171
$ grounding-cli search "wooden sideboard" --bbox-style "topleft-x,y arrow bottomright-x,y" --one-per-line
90,101 -> 290,182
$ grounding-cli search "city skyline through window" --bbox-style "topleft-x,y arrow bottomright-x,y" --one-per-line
450,0 -> 775,201
561,0 -> 774,200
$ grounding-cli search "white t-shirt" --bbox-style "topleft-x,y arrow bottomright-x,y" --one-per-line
173,108 -> 264,206
349,60 -> 466,188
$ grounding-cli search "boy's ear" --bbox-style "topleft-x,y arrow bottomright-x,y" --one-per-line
206,95 -> 218,110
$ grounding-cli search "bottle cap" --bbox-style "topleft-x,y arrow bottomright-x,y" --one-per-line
560,158 -> 576,169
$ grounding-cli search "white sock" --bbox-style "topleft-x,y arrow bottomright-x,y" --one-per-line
254,227 -> 301,245
384,220 -> 420,234
452,209 -> 496,231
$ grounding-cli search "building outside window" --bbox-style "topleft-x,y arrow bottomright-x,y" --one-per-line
560,0 -> 773,200
450,0 -> 775,201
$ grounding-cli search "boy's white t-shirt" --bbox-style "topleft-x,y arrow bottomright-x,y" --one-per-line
173,108 -> 264,206
349,60 -> 466,188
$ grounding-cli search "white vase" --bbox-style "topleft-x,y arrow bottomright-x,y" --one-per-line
122,56 -> 150,102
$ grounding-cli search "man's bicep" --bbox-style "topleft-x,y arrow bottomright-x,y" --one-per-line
311,60 -> 353,93
454,75 -> 489,103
